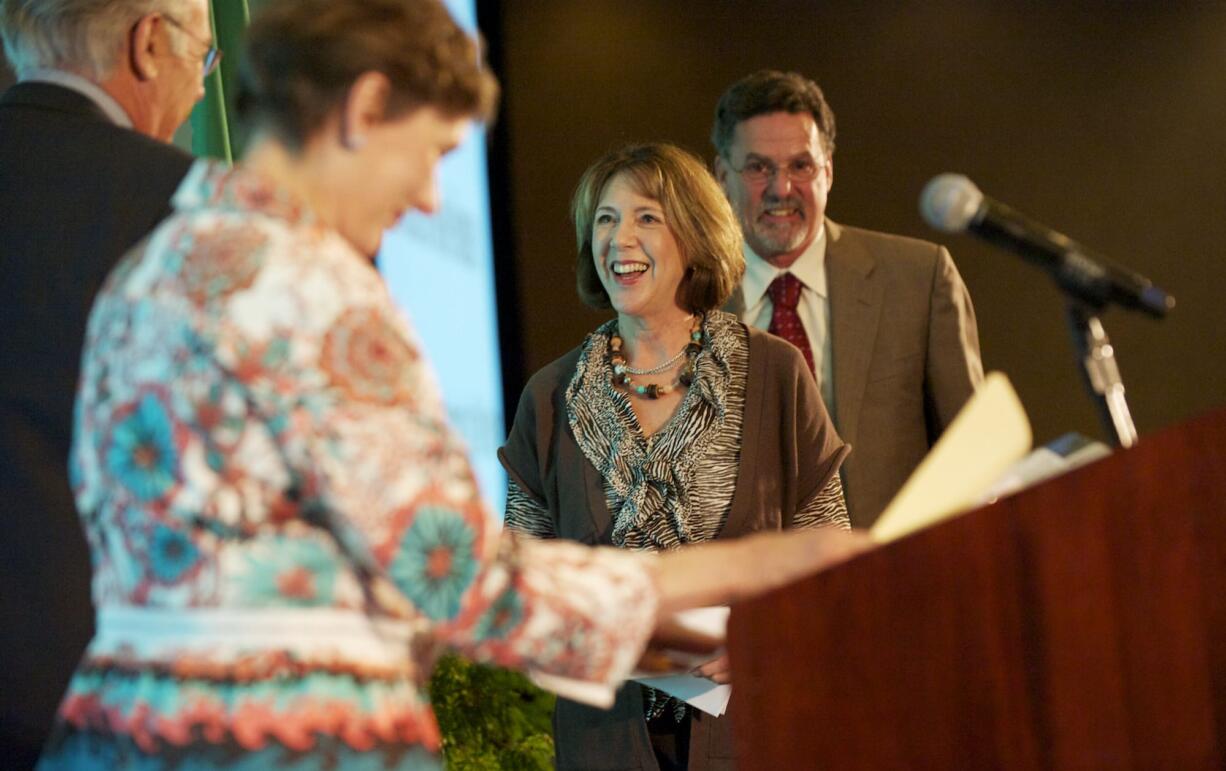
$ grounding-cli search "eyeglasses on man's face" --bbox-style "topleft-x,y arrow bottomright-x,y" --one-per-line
726,154 -> 828,184
161,13 -> 222,77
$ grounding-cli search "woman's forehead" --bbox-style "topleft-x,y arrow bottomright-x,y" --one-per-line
599,167 -> 665,206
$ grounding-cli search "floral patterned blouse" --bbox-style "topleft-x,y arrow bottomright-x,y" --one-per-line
38,161 -> 658,771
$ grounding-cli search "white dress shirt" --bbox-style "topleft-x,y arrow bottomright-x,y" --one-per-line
739,225 -> 835,412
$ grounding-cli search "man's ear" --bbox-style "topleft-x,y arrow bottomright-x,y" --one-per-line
129,13 -> 161,80
340,71 -> 391,150
825,157 -> 834,194
712,155 -> 731,192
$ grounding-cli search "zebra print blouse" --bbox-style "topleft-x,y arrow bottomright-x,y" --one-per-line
504,310 -> 849,547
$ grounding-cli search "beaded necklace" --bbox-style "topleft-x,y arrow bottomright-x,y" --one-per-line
609,315 -> 703,399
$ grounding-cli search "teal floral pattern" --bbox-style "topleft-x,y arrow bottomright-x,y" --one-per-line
105,392 -> 178,502
147,523 -> 201,583
473,591 -> 524,641
235,535 -> 341,607
390,507 -> 478,621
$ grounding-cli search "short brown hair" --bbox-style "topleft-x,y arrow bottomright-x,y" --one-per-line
711,69 -> 836,158
236,0 -> 499,149
572,143 -> 745,315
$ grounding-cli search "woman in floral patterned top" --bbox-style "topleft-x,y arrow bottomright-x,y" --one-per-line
37,2 -> 870,769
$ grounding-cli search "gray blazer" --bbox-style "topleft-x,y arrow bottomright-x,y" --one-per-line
725,219 -> 983,528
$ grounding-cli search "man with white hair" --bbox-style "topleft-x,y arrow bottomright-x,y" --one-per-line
0,0 -> 209,762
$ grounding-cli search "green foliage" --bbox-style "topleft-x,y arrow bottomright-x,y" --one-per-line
429,654 -> 555,770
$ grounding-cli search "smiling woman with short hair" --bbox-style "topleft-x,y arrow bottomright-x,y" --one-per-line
501,142 -> 852,771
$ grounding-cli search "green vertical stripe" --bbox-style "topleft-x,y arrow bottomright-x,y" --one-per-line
189,0 -> 250,162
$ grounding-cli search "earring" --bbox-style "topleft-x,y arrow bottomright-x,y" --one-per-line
344,133 -> 367,151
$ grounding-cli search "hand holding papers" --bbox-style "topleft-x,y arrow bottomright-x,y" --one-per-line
634,609 -> 725,675
633,607 -> 732,717
530,607 -> 729,713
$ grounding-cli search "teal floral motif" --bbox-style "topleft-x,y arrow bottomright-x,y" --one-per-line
148,524 -> 200,583
390,508 -> 478,621
106,392 -> 178,501
473,591 -> 523,641
239,537 -> 339,607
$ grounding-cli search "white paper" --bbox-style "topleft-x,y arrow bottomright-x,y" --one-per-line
983,434 -> 1111,503
635,674 -> 732,717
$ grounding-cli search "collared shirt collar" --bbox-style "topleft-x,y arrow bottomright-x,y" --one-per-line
21,68 -> 134,129
740,221 -> 828,307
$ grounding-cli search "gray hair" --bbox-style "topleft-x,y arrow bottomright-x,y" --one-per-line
0,0 -> 193,79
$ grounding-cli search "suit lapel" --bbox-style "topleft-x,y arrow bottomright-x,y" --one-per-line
826,220 -> 882,448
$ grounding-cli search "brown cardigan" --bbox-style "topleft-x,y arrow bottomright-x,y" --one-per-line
499,323 -> 849,771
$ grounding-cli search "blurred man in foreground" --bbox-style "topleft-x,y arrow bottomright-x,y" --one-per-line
0,0 -> 209,761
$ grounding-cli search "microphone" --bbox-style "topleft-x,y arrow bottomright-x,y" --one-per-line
920,174 -> 1174,318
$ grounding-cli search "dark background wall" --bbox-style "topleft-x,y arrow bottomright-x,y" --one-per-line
488,0 -> 1226,446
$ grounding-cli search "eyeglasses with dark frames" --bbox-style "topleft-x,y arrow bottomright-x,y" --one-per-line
724,154 -> 828,184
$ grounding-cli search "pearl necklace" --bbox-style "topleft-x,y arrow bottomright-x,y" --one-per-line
609,316 -> 704,399
621,346 -> 688,376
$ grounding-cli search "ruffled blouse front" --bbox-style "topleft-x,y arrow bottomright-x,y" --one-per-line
565,311 -> 748,550
503,311 -> 850,546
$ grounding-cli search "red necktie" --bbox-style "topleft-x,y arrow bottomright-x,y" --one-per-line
767,272 -> 815,375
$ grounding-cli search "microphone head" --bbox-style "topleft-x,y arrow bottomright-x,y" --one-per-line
920,174 -> 984,233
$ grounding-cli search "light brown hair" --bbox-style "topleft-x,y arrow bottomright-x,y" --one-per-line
572,143 -> 745,315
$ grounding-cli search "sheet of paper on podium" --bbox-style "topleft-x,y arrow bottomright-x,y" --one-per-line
871,372 -> 1032,543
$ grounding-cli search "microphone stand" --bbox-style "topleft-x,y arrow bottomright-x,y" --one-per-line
1065,301 -> 1138,448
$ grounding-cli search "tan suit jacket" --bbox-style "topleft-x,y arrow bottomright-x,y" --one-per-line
726,219 -> 983,527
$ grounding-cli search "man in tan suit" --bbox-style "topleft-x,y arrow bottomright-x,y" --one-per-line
714,70 -> 983,528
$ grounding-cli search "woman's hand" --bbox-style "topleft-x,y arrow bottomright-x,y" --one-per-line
637,615 -> 723,675
692,653 -> 732,685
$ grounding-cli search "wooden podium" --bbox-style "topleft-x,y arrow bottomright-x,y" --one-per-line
727,407 -> 1226,769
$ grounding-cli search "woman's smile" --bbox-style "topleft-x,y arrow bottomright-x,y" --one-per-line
610,259 -> 650,284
